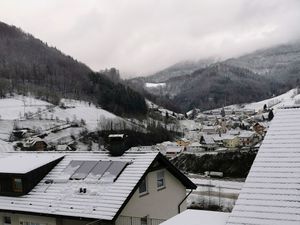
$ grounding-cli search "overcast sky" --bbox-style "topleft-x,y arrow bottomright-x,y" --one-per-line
1,0 -> 300,77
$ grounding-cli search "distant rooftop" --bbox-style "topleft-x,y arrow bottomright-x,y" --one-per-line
0,154 -> 63,174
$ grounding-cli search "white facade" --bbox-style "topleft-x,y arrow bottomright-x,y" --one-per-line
0,151 -> 195,225
116,169 -> 187,224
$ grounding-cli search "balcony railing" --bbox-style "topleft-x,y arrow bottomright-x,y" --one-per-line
116,215 -> 165,225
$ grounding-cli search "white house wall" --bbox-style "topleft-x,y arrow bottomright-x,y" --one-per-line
0,212 -> 56,225
117,169 -> 187,222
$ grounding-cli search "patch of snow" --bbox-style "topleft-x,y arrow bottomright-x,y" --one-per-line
145,82 -> 166,88
227,88 -> 299,112
161,209 -> 229,225
0,95 -> 50,120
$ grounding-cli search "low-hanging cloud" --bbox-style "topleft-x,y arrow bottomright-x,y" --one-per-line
0,0 -> 300,77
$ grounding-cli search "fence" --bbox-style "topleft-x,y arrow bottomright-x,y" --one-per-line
116,215 -> 165,225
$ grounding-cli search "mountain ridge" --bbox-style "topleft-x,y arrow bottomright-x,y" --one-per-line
128,42 -> 300,112
0,21 -> 147,116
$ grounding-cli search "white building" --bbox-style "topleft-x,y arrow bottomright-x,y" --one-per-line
0,151 -> 196,225
187,142 -> 203,153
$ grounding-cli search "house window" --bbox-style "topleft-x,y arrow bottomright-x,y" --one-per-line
140,216 -> 147,225
139,177 -> 148,195
157,170 -> 165,189
3,216 -> 11,224
13,178 -> 23,192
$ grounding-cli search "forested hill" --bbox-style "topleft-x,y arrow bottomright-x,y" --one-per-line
0,21 -> 147,116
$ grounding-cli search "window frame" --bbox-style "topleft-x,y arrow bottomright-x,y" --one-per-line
12,178 -> 23,193
138,176 -> 148,196
156,170 -> 165,190
3,216 -> 11,224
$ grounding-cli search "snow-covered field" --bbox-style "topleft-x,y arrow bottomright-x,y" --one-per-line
48,99 -> 119,130
228,88 -> 300,112
187,177 -> 244,212
0,96 -> 122,129
0,95 -> 135,152
243,88 -> 299,111
0,95 -> 50,120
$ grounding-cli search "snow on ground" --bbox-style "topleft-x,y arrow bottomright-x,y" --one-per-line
145,82 -> 166,88
243,88 -> 298,111
0,95 -> 50,120
187,177 -> 244,212
180,120 -> 201,131
50,99 -> 119,130
227,88 -> 300,112
190,177 -> 244,194
146,99 -> 183,119
44,127 -> 83,144
0,95 -> 136,152
17,120 -> 65,132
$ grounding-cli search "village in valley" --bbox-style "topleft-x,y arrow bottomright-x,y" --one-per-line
156,88 -> 300,158
1,2 -> 300,224
0,87 -> 299,225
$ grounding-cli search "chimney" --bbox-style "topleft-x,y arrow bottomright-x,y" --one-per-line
107,134 -> 129,156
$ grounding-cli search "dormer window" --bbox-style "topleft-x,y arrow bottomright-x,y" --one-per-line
12,178 -> 23,192
0,154 -> 63,196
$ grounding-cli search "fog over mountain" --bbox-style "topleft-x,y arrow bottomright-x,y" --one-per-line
1,0 -> 300,76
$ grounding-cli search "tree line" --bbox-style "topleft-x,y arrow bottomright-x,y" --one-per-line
0,21 -> 147,116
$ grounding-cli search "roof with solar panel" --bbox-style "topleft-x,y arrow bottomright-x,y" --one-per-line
226,106 -> 300,225
0,150 -> 195,221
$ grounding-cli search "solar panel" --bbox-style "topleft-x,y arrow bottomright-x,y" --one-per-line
87,161 -> 112,179
64,160 -> 129,181
70,161 -> 98,180
63,160 -> 84,176
103,161 -> 128,182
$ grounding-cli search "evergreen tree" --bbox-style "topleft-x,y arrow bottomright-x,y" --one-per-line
263,104 -> 267,111
221,107 -> 225,117
268,109 -> 274,121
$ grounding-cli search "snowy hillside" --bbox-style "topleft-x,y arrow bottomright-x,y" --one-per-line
52,99 -> 119,130
230,88 -> 300,112
0,95 -> 140,152
0,95 -> 50,120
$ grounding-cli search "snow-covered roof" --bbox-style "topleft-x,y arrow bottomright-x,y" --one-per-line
0,151 -> 195,221
238,131 -> 255,138
222,135 -> 237,141
202,134 -> 216,145
202,125 -> 216,131
166,146 -> 182,153
161,209 -> 229,225
226,107 -> 300,225
0,154 -> 63,174
189,142 -> 201,147
108,134 -> 125,138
